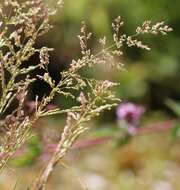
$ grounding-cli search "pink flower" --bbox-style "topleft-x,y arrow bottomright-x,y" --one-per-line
116,102 -> 145,126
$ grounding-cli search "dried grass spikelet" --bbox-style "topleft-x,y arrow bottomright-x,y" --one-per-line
0,1 -> 173,189
136,20 -> 173,35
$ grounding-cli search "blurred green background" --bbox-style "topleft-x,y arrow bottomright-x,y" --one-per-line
2,0 -> 180,190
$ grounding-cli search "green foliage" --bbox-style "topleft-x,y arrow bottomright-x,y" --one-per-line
165,99 -> 180,140
11,136 -> 42,166
171,123 -> 180,140
166,99 -> 180,117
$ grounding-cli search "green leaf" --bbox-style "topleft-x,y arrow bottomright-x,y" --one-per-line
165,99 -> 180,117
171,123 -> 180,139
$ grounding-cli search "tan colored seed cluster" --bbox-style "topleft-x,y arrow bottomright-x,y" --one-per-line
136,20 -> 173,35
0,1 -> 172,189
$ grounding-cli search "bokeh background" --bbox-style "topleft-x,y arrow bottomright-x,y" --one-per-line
1,0 -> 180,189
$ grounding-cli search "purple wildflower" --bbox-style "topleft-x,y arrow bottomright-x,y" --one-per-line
116,102 -> 145,126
